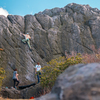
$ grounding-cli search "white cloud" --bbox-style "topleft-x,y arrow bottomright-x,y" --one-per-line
30,11 -> 33,14
0,8 -> 9,17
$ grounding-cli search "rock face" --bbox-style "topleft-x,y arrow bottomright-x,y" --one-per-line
0,15 -> 45,87
37,63 -> 100,100
0,3 -> 100,87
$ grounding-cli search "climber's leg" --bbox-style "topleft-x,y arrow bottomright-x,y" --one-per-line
27,40 -> 31,49
22,39 -> 27,43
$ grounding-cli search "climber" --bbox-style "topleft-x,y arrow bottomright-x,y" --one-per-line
12,68 -> 19,89
22,33 -> 31,49
35,62 -> 41,83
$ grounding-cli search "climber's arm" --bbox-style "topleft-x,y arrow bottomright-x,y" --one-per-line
16,74 -> 19,80
23,34 -> 25,36
29,35 -> 31,39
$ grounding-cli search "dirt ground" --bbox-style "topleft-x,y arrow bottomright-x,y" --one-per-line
0,97 -> 35,100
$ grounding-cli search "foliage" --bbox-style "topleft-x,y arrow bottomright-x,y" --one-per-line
40,53 -> 82,89
59,53 -> 82,72
0,67 -> 5,88
40,56 -> 65,88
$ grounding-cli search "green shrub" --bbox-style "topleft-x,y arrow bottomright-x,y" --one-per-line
0,67 -> 5,88
40,53 -> 82,89
40,56 -> 65,88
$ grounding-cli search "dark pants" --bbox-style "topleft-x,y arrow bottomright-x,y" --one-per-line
36,72 -> 41,83
13,79 -> 19,88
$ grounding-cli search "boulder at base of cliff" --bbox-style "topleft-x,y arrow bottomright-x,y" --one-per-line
20,83 -> 43,99
37,63 -> 100,100
0,87 -> 22,99
0,83 -> 43,99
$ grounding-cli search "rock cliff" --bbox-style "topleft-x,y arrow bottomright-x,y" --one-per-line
0,3 -> 100,86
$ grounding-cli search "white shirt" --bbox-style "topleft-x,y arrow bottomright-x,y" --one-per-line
24,34 -> 31,40
35,65 -> 41,72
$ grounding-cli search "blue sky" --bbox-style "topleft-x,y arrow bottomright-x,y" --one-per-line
0,0 -> 100,17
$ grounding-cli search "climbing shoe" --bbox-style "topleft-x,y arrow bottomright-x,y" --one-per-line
15,86 -> 17,89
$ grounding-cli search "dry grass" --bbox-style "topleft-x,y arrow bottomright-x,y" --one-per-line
40,88 -> 51,96
82,46 -> 100,63
81,45 -> 100,63
65,45 -> 100,64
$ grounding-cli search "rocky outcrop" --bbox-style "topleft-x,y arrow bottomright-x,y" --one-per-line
1,3 -> 100,87
0,87 -> 22,99
0,83 -> 43,99
36,63 -> 100,100
20,83 -> 43,99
